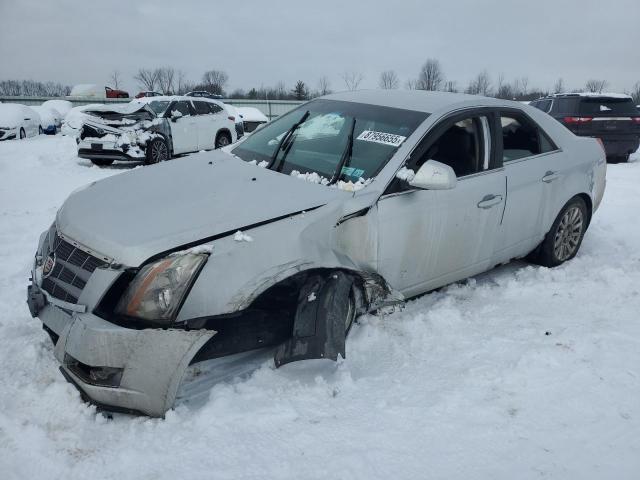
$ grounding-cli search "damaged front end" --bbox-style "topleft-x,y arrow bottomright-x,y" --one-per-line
77,104 -> 168,163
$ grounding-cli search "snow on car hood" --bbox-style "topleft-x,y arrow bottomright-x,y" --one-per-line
56,151 -> 350,266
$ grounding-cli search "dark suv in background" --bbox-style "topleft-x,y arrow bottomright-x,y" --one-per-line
531,93 -> 640,162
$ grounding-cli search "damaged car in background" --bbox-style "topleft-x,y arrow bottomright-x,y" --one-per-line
27,90 -> 606,417
77,96 -> 237,166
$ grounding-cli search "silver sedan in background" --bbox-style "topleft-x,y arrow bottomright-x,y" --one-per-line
27,90 -> 606,416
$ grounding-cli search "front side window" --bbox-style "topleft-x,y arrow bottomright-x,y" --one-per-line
209,103 -> 223,114
412,116 -> 489,178
232,100 -> 427,185
171,101 -> 191,117
501,114 -> 554,161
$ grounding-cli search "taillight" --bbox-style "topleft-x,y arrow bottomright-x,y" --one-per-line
228,116 -> 235,122
563,116 -> 593,124
632,117 -> 640,124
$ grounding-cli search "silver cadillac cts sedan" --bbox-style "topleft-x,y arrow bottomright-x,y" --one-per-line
27,90 -> 606,416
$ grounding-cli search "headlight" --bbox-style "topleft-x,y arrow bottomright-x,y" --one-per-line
115,253 -> 207,325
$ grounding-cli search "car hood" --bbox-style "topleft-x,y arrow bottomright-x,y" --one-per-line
56,151 -> 350,266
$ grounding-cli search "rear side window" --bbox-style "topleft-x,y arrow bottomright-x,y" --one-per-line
193,101 -> 211,115
208,103 -> 223,114
554,98 -> 578,113
501,114 -> 555,161
579,98 -> 637,115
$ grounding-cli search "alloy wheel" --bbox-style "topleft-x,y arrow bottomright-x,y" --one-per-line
151,139 -> 169,162
553,206 -> 584,261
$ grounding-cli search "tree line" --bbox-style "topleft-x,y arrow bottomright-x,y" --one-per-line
2,60 -> 639,105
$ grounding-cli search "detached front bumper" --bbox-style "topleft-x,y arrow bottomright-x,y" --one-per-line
27,233 -> 215,417
77,137 -> 146,162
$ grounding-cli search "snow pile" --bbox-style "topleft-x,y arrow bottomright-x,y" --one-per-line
41,100 -> 73,117
290,169 -> 372,192
290,169 -> 331,185
0,136 -> 639,479
0,104 -> 38,127
248,159 -> 269,168
395,166 -> 416,182
233,230 -> 253,242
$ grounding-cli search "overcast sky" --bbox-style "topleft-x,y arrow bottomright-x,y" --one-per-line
1,0 -> 639,95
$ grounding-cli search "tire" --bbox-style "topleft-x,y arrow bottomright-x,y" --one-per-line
19,128 -> 26,139
145,137 -> 170,165
529,197 -> 588,267
215,131 -> 231,149
39,126 -> 43,135
90,159 -> 114,167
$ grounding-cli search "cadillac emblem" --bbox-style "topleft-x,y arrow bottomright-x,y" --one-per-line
42,253 -> 56,278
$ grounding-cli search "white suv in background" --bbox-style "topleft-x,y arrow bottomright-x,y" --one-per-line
77,96 -> 237,166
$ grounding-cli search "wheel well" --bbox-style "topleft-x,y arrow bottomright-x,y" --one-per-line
216,129 -> 232,141
248,268 -> 372,317
575,193 -> 593,227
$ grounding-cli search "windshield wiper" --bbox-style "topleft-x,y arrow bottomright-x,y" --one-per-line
329,117 -> 356,184
267,110 -> 310,170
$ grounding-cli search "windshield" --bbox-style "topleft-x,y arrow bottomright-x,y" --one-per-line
232,99 -> 427,185
147,100 -> 171,116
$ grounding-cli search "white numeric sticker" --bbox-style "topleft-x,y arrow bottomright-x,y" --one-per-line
356,130 -> 406,147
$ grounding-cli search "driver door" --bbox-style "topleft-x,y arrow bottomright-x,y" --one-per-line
168,100 -> 198,154
376,111 -> 506,298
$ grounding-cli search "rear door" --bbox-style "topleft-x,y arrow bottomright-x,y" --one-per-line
168,101 -> 198,154
493,110 -> 564,263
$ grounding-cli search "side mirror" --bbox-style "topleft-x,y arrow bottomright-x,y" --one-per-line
169,111 -> 182,122
408,160 -> 457,190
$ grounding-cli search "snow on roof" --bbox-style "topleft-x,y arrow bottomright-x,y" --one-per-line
237,106 -> 268,122
553,92 -> 632,99
41,99 -> 73,116
0,104 -> 36,126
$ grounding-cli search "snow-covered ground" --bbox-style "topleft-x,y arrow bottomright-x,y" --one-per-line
1,135 -> 639,480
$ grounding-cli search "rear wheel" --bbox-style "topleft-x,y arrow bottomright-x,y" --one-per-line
529,197 -> 588,267
215,132 -> 231,149
145,137 -> 170,165
90,159 -> 114,167
19,128 -> 25,139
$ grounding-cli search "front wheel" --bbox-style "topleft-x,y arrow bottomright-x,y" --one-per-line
530,197 -> 588,267
215,132 -> 231,149
145,137 -> 170,165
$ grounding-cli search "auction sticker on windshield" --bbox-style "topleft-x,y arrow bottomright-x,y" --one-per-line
357,130 -> 406,147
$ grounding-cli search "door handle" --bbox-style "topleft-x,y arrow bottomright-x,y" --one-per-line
542,171 -> 560,183
477,194 -> 503,209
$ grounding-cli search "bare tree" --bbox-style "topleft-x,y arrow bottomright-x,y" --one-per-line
520,76 -> 529,96
630,81 -> 640,105
553,77 -> 565,94
109,70 -> 122,89
342,71 -> 364,91
201,70 -> 229,95
417,58 -> 444,91
585,79 -> 608,93
495,74 -> 514,99
156,67 -> 176,94
379,70 -> 399,89
405,78 -> 418,90
466,70 -> 492,96
443,80 -> 458,93
275,81 -> 287,99
134,68 -> 159,91
317,76 -> 331,95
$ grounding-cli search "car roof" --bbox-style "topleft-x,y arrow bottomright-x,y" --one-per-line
320,89 -> 525,114
133,95 -> 224,105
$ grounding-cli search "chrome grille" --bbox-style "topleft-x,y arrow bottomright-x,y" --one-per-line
41,231 -> 107,305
